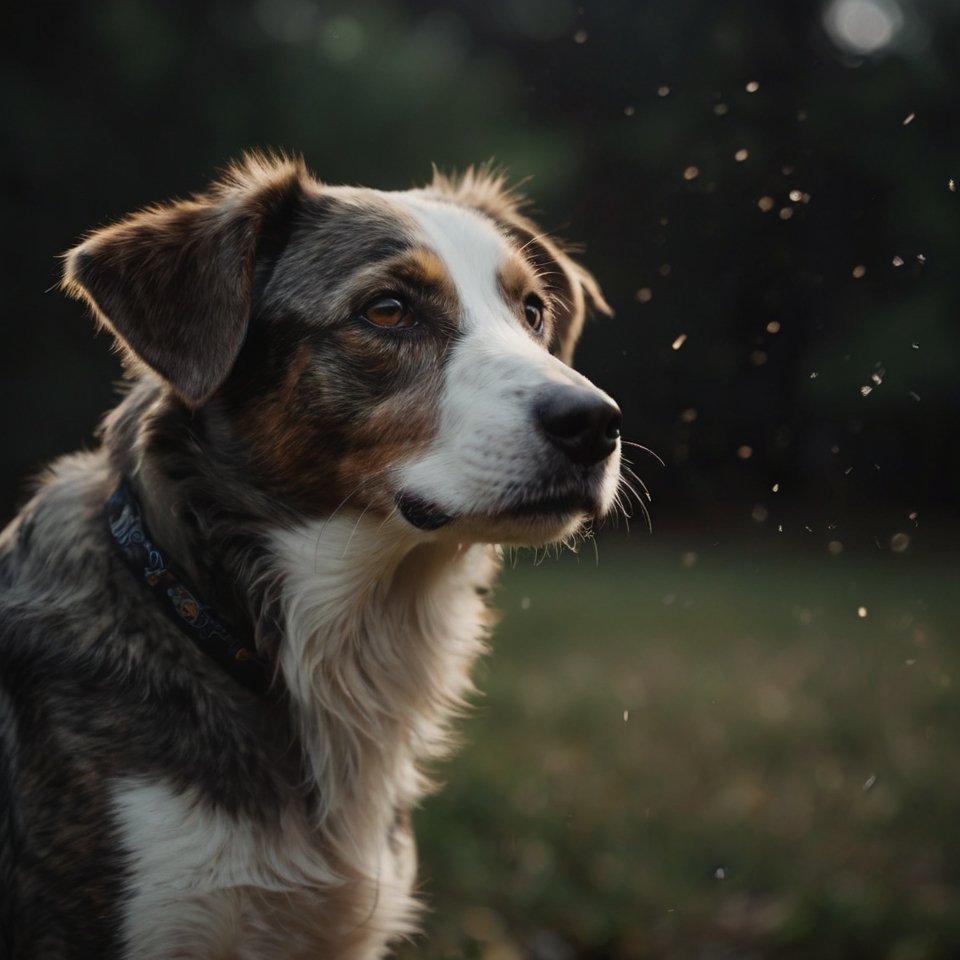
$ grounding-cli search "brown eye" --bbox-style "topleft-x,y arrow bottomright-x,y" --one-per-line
523,293 -> 545,335
362,297 -> 416,329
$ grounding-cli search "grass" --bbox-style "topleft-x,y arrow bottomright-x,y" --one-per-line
397,537 -> 960,960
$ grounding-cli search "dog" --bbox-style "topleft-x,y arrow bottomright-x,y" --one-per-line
0,153 -> 623,959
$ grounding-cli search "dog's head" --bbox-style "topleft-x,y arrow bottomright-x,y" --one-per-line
63,154 -> 622,546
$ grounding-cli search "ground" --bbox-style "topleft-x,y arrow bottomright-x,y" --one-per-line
400,536 -> 960,960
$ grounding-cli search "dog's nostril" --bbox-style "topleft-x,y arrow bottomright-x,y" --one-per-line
605,409 -> 623,441
536,387 -> 622,467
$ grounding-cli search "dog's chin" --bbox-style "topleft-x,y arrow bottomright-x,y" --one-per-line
396,491 -> 599,546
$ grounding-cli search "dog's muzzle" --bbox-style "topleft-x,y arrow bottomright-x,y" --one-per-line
397,385 -> 622,533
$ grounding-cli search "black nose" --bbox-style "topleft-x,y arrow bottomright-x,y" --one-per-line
536,386 -> 622,466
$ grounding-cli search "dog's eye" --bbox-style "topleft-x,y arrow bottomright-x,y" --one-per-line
362,297 -> 416,330
523,294 -> 545,335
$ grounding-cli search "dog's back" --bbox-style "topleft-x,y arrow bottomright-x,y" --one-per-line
0,155 -> 623,959
0,455 -> 134,954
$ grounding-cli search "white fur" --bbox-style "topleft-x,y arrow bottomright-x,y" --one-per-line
392,195 -> 621,538
114,512 -> 498,959
272,512 -> 496,858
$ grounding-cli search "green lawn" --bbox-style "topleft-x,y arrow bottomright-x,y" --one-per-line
399,538 -> 960,960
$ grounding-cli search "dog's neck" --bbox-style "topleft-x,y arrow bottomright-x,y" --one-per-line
269,516 -> 497,865
101,379 -> 500,868
101,379 -> 298,654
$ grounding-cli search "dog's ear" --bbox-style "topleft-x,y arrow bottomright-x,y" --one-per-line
426,166 -> 611,364
62,153 -> 308,407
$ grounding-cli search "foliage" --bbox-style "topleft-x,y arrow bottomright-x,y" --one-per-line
3,0 -> 960,537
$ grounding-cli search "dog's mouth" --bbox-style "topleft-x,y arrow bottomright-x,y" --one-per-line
396,493 -> 454,531
396,488 -> 597,533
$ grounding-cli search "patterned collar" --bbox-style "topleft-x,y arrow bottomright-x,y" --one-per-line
105,480 -> 271,695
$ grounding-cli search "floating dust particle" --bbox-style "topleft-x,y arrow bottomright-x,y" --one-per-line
657,84 -> 670,97
797,109 -> 808,121
902,112 -> 915,125
828,540 -> 843,555
809,371 -> 819,379
635,287 -> 653,303
892,255 -> 904,267
908,390 -> 921,402
682,551 -> 698,568
683,165 -> 699,181
788,189 -> 803,202
751,504 -> 768,522
745,80 -> 759,93
680,408 -> 697,423
844,467 -> 853,475
737,445 -> 753,460
860,385 -> 873,397
908,511 -> 919,523
623,709 -> 629,722
750,350 -> 767,366
659,263 -> 672,276
734,148 -> 749,161
772,482 -> 780,493
905,659 -> 917,666
766,320 -> 781,333
890,532 -> 910,553
659,216 -> 669,226
852,264 -> 866,279
863,774 -> 877,792
520,596 -> 531,610
624,105 -> 635,116
573,28 -> 588,43
912,341 -> 919,349
713,102 -> 729,115
779,206 -> 794,220
672,333 -> 688,350
782,164 -> 796,175
950,178 -> 957,192
757,196 -> 775,212
916,253 -> 926,264
831,445 -> 840,454
857,606 -> 868,618
715,867 -> 726,880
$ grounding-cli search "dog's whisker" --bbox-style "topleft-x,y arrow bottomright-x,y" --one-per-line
312,482 -> 370,573
376,502 -> 401,532
621,439 -> 666,466
341,504 -> 375,560
620,466 -> 653,503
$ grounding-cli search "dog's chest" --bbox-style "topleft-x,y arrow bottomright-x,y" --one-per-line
112,778 -> 416,960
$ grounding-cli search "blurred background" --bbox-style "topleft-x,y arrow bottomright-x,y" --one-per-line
3,1 -> 959,957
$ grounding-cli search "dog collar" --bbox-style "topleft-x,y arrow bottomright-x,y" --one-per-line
105,480 -> 271,696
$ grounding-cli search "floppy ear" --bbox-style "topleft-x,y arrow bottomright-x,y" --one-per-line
62,153 -> 307,407
426,166 -> 611,364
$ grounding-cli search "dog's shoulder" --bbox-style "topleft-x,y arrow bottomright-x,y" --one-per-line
0,450 -> 115,633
